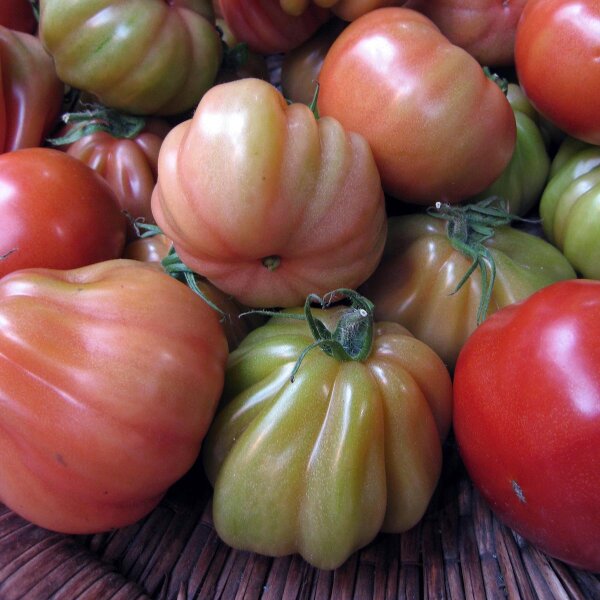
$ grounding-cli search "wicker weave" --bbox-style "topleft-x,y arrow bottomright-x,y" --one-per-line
1,446 -> 598,600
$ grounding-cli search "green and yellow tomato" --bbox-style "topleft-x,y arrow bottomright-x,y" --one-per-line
203,291 -> 452,569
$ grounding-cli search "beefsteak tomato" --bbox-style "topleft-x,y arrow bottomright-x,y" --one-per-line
280,0 -> 405,21
0,0 -> 36,33
0,148 -> 127,278
203,290 -> 452,569
151,78 -> 387,308
453,279 -> 600,572
39,0 -> 222,115
317,8 -> 516,205
359,203 -> 576,369
0,259 -> 228,533
515,0 -> 600,145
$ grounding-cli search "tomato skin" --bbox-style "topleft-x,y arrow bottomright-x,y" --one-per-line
0,259 -> 228,533
405,0 -> 527,66
0,0 -> 36,33
359,214 -> 576,369
539,146 -> 600,279
0,148 -> 127,278
59,119 -> 172,231
203,307 -> 452,569
453,280 -> 600,572
281,0 -> 404,21
0,26 -> 64,153
152,78 -> 387,308
317,8 -> 516,205
39,0 -> 222,116
219,0 -> 330,54
515,0 -> 600,145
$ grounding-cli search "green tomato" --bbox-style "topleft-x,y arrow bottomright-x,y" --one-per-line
470,84 -> 550,216
39,0 -> 222,115
202,297 -> 452,570
540,146 -> 600,279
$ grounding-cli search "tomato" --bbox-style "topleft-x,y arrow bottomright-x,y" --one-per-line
468,83 -> 550,216
404,0 -> 527,66
281,18 -> 346,105
203,291 -> 452,569
219,0 -> 330,54
0,0 -> 36,33
0,148 -> 127,278
151,78 -> 387,308
0,259 -> 228,533
317,8 -> 516,205
359,206 -> 577,369
39,0 -> 222,116
453,279 -> 600,572
53,115 -> 172,233
280,0 -> 404,21
515,0 -> 600,145
0,26 -> 64,153
539,145 -> 600,280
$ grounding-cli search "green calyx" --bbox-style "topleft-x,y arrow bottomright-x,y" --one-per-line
245,288 -> 374,382
427,197 -> 522,325
135,223 -> 226,317
483,66 -> 509,96
47,103 -> 146,146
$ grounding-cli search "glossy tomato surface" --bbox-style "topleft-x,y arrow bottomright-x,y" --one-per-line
152,78 -> 387,308
515,0 -> 600,144
453,280 -> 600,572
0,148 -> 127,278
0,259 -> 228,533
204,305 -> 452,569
317,8 -> 516,205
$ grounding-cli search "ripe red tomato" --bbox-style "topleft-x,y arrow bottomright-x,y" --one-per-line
317,8 -> 516,205
515,0 -> 600,145
0,148 -> 127,278
453,280 -> 600,572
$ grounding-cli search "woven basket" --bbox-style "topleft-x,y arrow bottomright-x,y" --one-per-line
1,443 -> 598,600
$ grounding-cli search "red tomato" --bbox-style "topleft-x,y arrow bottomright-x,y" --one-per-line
219,0 -> 330,54
0,148 -> 127,278
317,8 -> 516,205
0,0 -> 36,33
0,26 -> 64,153
405,0 -> 527,66
453,280 -> 600,572
0,259 -> 228,533
515,0 -> 600,145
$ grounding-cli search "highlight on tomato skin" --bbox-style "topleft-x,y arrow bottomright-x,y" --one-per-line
0,258 -> 229,534
453,279 -> 600,573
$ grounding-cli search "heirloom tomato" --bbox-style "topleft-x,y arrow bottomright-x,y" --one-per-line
539,146 -> 600,279
453,280 -> 600,572
405,0 -> 527,66
317,8 -> 516,205
39,0 -> 222,116
53,113 -> 172,233
515,0 -> 600,145
0,0 -> 36,33
152,78 -> 387,308
469,84 -> 550,217
0,148 -> 127,278
219,0 -> 330,54
0,259 -> 228,533
0,26 -> 64,153
203,290 -> 452,570
360,204 -> 576,369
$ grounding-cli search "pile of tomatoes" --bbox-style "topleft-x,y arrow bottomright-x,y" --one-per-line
0,0 -> 598,575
